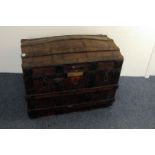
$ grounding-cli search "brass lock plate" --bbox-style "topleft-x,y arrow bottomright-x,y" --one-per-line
67,71 -> 83,77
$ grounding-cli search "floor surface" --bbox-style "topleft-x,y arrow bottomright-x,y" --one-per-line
0,73 -> 155,129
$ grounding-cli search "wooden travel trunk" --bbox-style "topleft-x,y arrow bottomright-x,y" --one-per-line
21,35 -> 124,118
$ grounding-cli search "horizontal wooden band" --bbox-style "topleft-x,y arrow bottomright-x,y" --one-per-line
26,84 -> 118,99
21,35 -> 111,46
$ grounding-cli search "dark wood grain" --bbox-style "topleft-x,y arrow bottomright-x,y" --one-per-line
21,35 -> 123,118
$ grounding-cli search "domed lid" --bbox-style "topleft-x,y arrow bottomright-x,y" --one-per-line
21,35 -> 123,68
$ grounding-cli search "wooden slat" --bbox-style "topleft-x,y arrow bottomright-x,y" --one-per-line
27,84 -> 118,98
22,51 -> 121,68
21,39 -> 119,58
21,35 -> 110,46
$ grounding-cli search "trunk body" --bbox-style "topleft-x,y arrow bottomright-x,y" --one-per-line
21,35 -> 123,118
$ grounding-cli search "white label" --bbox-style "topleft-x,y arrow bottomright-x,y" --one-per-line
21,53 -> 26,57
